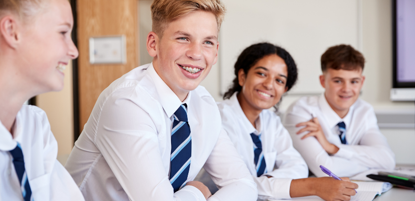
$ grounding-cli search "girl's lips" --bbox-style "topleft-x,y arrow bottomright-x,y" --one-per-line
256,89 -> 273,99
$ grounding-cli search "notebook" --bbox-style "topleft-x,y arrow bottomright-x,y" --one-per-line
261,181 -> 392,201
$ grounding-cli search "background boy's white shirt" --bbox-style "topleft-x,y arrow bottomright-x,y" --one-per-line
65,63 -> 257,201
0,105 -> 84,201
283,94 -> 395,177
217,93 -> 308,200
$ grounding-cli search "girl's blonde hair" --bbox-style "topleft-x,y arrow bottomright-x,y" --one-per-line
151,0 -> 225,37
0,0 -> 48,22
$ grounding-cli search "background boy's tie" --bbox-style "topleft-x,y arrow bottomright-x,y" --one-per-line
337,121 -> 348,144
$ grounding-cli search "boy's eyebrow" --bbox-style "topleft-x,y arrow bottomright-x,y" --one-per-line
174,31 -> 191,36
174,31 -> 218,40
60,22 -> 73,28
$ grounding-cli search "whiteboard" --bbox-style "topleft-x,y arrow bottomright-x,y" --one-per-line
219,0 -> 362,94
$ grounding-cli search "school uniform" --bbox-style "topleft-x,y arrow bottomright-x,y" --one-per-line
0,105 -> 84,201
65,63 -> 257,201
283,94 -> 395,177
217,93 -> 308,200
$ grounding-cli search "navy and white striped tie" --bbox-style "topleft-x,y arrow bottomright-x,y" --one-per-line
169,104 -> 192,192
337,121 -> 348,144
9,143 -> 33,201
250,133 -> 267,177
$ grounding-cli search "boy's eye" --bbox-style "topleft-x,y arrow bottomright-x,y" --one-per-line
204,41 -> 214,45
60,31 -> 68,35
351,80 -> 359,84
177,37 -> 188,41
334,80 -> 341,83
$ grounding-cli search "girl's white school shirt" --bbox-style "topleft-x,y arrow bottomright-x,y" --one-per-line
65,63 -> 257,201
0,105 -> 84,201
217,93 -> 308,200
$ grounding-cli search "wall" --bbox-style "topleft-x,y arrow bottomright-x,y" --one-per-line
36,62 -> 74,156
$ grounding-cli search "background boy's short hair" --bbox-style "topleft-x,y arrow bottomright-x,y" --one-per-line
151,0 -> 226,37
321,44 -> 365,72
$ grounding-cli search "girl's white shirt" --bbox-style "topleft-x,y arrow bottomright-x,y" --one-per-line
0,105 -> 84,201
217,93 -> 308,200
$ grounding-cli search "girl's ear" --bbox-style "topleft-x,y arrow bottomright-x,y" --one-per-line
237,69 -> 246,87
0,15 -> 21,48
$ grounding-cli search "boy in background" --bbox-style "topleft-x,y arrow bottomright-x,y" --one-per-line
284,44 -> 395,177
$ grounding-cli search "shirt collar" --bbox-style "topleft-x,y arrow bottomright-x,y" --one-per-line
318,93 -> 354,129
147,63 -> 191,118
0,115 -> 19,152
229,93 -> 259,135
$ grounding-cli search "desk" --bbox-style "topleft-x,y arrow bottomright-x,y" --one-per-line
375,188 -> 415,201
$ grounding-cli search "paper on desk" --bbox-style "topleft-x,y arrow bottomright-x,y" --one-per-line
350,168 -> 415,181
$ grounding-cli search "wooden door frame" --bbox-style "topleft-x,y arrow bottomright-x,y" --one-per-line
70,0 -> 80,141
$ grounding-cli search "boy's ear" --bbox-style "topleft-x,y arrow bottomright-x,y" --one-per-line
319,74 -> 326,89
146,31 -> 158,58
361,75 -> 366,86
237,69 -> 246,87
212,42 -> 219,65
0,15 -> 21,49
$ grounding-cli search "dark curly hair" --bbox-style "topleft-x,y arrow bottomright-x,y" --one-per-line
223,42 -> 298,100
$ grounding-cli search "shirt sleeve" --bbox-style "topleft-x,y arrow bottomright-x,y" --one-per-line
334,110 -> 395,170
284,113 -> 369,177
257,127 -> 308,199
203,129 -> 258,201
94,96 -> 206,201
34,108 -> 85,201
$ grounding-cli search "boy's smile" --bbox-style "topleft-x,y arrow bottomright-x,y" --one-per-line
147,11 -> 219,101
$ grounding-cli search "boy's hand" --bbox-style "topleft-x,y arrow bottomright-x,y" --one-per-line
296,117 -> 339,155
312,177 -> 358,201
186,181 -> 212,199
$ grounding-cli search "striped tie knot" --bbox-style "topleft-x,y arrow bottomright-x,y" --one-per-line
337,121 -> 347,144
9,143 -> 33,201
173,104 -> 188,122
250,133 -> 267,177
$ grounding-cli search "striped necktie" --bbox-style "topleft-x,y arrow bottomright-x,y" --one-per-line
337,121 -> 347,144
9,143 -> 33,201
250,133 -> 267,177
169,104 -> 192,192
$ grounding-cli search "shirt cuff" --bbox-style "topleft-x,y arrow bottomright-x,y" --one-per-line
333,144 -> 354,160
256,175 -> 292,200
175,185 -> 206,201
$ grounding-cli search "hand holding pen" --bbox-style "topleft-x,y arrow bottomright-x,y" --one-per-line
320,165 -> 358,193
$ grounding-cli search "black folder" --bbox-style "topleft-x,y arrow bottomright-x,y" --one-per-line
367,174 -> 415,189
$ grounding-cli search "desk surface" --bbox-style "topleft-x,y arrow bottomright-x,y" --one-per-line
374,188 -> 415,201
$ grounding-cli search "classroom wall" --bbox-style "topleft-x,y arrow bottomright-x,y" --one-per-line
36,62 -> 74,156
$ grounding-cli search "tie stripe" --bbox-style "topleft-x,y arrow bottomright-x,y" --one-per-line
9,143 -> 33,201
169,104 -> 191,192
337,121 -> 348,144
250,133 -> 267,177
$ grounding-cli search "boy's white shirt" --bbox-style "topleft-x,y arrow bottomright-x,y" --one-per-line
283,94 -> 396,177
65,63 -> 257,201
0,105 -> 85,201
218,93 -> 308,200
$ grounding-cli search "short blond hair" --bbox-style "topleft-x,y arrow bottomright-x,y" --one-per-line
0,0 -> 48,22
151,0 -> 226,37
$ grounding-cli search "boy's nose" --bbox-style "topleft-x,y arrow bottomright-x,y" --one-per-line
186,43 -> 202,60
